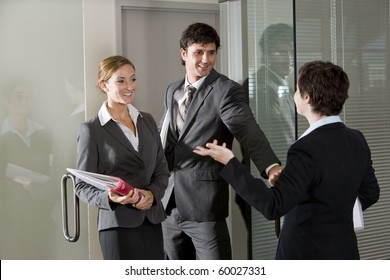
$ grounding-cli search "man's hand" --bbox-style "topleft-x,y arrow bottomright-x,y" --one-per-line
268,165 -> 283,186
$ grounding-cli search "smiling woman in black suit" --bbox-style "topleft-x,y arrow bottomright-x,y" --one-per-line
194,61 -> 380,260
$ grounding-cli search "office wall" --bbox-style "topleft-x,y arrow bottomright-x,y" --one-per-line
83,0 -> 221,259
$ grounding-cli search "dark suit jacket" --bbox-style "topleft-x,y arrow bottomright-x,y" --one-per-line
75,112 -> 169,231
221,122 -> 380,259
161,69 -> 279,222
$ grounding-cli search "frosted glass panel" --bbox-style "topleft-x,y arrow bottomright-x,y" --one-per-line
0,0 -> 88,259
246,0 -> 295,260
248,0 -> 390,260
295,0 -> 390,260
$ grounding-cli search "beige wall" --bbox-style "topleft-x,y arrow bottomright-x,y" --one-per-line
84,0 -> 239,259
83,0 -> 219,119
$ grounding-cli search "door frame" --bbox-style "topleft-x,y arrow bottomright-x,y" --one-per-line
87,0 -> 220,260
114,0 -> 220,54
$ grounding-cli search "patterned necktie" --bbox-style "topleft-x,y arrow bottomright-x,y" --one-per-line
176,85 -> 196,134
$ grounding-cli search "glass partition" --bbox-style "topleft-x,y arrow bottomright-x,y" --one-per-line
247,0 -> 390,260
0,0 -> 88,259
295,0 -> 390,260
246,0 -> 295,259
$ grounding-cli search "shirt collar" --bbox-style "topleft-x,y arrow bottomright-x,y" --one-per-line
185,75 -> 207,90
299,115 -> 342,139
0,117 -> 45,146
98,101 -> 141,126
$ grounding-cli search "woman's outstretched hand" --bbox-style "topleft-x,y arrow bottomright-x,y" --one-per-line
193,139 -> 235,165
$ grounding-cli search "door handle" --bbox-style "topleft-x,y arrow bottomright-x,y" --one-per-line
61,173 -> 80,242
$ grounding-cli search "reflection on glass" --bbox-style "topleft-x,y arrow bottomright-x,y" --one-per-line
246,23 -> 295,163
49,68 -> 88,260
247,0 -> 389,261
245,0 -> 295,260
0,83 -> 53,259
244,23 -> 296,259
51,72 -> 85,190
0,0 -> 87,259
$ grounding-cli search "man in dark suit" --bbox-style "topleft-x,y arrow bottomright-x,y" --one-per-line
194,61 -> 380,259
160,22 -> 281,260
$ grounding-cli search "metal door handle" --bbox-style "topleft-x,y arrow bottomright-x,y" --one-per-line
61,173 -> 80,242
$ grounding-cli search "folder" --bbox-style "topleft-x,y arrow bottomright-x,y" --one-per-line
353,198 -> 364,231
160,109 -> 170,149
66,168 -> 143,203
6,163 -> 50,185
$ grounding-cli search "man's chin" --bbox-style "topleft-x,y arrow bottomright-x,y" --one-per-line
197,68 -> 211,77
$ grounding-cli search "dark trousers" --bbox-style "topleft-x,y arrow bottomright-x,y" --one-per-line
99,220 -> 164,260
162,208 -> 232,260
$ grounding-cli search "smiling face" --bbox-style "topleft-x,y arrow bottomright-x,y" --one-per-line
180,42 -> 217,84
100,64 -> 137,106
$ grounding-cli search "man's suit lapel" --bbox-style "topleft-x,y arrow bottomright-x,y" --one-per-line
178,69 -> 219,140
167,80 -> 183,142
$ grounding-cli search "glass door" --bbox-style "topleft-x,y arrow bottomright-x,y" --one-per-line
247,0 -> 390,260
0,0 -> 88,259
246,0 -> 296,260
